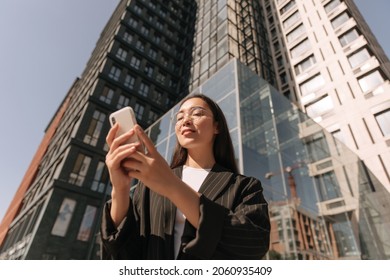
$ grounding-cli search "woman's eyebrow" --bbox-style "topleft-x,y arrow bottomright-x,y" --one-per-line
177,106 -> 206,113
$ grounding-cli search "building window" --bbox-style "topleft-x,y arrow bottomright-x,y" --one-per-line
331,12 -> 349,29
147,12 -> 154,22
305,95 -> 333,118
161,56 -> 169,68
268,15 -> 274,25
169,79 -> 178,89
162,41 -> 172,52
295,55 -> 316,75
155,90 -> 163,105
117,95 -> 130,109
51,198 -> 76,237
154,35 -> 161,44
305,132 -> 330,162
332,214 -> 359,257
130,56 -> 141,69
136,40 -> 145,52
134,4 -> 142,15
116,47 -> 127,61
358,70 -> 384,92
141,26 -> 149,36
123,32 -> 133,44
156,20 -> 164,30
283,11 -> 301,29
332,129 -> 344,154
273,41 -> 280,52
157,72 -> 166,84
124,74 -> 135,89
299,74 -> 326,95
276,56 -> 284,67
166,97 -> 174,108
148,1 -> 156,10
100,87 -> 114,104
91,161 -> 110,193
290,39 -> 310,58
77,205 -> 97,242
339,29 -> 359,47
69,154 -> 91,187
286,24 -> 305,43
83,110 -> 106,146
148,110 -> 159,125
144,64 -> 154,77
280,0 -> 296,15
159,8 -> 167,18
139,82 -> 150,97
375,109 -> 390,137
348,48 -> 371,68
279,72 -> 288,84
108,65 -> 121,81
128,18 -> 138,28
271,28 -> 277,39
324,0 -> 341,14
134,103 -> 145,120
315,171 -> 341,201
148,48 -> 157,60
167,28 -> 174,38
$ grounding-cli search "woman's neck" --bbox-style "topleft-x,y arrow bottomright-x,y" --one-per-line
185,153 -> 215,169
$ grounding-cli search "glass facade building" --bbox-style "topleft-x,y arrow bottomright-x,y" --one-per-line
1,0 -> 389,260
146,59 -> 390,259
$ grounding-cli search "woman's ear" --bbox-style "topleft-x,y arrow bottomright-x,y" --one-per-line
214,122 -> 220,134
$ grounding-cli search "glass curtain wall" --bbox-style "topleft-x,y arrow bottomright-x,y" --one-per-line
145,59 -> 390,260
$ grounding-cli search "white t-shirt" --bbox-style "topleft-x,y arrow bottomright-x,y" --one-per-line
174,165 -> 210,259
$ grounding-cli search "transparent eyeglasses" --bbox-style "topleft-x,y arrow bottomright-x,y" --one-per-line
173,106 -> 210,127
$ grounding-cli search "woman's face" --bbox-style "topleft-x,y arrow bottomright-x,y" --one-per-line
174,98 -> 218,152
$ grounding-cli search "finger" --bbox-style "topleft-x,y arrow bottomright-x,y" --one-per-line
134,125 -> 156,155
106,123 -> 119,147
124,149 -> 147,163
106,145 -> 139,167
121,157 -> 142,172
127,169 -> 141,181
110,128 -> 138,151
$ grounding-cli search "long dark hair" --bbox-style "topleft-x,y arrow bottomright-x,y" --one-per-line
170,94 -> 239,174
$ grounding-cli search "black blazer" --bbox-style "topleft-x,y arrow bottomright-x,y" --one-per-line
100,164 -> 270,259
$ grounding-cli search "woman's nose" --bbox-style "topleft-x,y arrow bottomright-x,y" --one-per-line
181,114 -> 193,125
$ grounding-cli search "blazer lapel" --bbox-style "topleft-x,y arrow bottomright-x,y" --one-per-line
149,167 -> 182,236
163,167 -> 183,234
164,165 -> 233,236
198,164 -> 233,201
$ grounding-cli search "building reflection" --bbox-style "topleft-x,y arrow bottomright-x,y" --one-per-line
146,59 -> 390,259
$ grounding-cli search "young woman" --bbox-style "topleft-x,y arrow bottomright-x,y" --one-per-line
101,94 -> 270,259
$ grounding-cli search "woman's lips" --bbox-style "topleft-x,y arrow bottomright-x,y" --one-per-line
181,128 -> 195,135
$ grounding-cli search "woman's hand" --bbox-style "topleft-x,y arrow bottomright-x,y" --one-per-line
122,125 -> 176,197
105,123 -> 141,193
105,124 -> 141,227
124,125 -> 201,228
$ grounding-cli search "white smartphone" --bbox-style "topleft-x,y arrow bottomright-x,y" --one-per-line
109,106 -> 139,145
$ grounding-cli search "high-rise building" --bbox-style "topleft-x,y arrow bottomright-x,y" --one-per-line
263,0 -> 390,189
187,0 -> 276,90
0,0 -> 197,259
1,0 -> 389,260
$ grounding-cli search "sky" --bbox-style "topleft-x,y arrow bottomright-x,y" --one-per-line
0,0 -> 389,223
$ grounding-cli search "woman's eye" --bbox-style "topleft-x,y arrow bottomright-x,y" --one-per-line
192,110 -> 203,116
